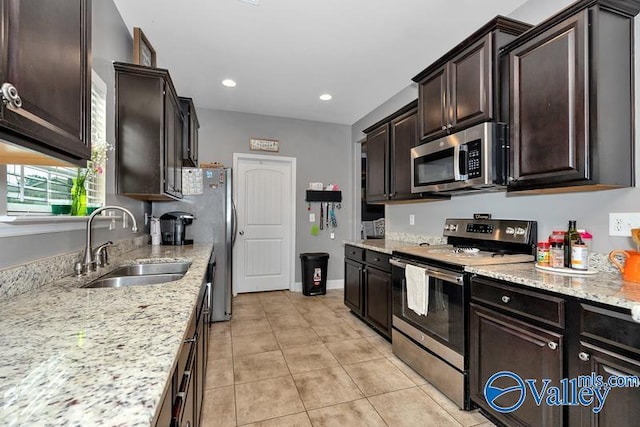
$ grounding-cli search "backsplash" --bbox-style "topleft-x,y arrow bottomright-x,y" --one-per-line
0,235 -> 148,301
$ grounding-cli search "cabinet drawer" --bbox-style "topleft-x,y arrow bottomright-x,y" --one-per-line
581,304 -> 640,355
471,278 -> 564,328
365,250 -> 391,272
345,245 -> 364,262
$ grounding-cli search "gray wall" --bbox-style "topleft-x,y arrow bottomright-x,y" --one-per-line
351,0 -> 640,255
0,0 -> 147,269
193,108 -> 352,283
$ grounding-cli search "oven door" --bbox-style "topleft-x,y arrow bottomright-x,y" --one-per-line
390,258 -> 465,364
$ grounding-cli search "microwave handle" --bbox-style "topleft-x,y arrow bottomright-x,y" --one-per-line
454,144 -> 469,181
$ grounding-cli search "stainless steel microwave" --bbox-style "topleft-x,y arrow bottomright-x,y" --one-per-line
411,122 -> 507,194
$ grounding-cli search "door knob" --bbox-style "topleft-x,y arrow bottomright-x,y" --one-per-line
239,230 -> 244,235
1,83 -> 22,110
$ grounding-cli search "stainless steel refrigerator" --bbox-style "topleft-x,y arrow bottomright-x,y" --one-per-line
154,168 -> 235,322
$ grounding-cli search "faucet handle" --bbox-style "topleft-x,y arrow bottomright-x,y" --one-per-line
94,241 -> 114,268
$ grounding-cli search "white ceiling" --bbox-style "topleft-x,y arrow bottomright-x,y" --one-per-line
112,0 -> 528,125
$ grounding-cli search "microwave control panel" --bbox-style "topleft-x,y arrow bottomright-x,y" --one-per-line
465,140 -> 482,178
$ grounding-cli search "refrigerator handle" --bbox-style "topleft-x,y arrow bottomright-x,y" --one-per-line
231,199 -> 238,247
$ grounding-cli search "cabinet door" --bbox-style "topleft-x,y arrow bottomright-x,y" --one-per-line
577,343 -> 640,427
470,304 -> 563,427
508,11 -> 588,188
390,108 -> 418,200
164,91 -> 183,198
180,98 -> 199,167
0,0 -> 91,162
418,65 -> 448,141
450,34 -> 492,129
365,123 -> 389,202
364,266 -> 392,338
344,259 -> 364,316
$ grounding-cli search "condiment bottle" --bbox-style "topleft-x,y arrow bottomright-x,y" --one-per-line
564,221 -> 579,268
571,236 -> 589,270
537,242 -> 550,266
549,231 -> 565,268
578,229 -> 592,251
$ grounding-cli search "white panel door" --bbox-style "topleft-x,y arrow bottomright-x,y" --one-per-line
234,154 -> 295,293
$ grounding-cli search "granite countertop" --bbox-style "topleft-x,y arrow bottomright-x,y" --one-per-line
467,263 -> 640,311
0,244 -> 213,426
345,239 -> 422,254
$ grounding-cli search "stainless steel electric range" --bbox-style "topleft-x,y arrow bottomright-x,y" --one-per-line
391,218 -> 537,410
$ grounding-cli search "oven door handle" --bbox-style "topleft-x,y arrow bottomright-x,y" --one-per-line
390,259 -> 464,285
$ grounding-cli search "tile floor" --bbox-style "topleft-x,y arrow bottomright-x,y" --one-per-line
201,289 -> 496,427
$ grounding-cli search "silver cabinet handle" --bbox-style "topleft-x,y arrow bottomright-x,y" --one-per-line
184,337 -> 196,344
603,365 -> 628,378
579,352 -> 590,362
441,125 -> 447,130
1,82 -> 22,110
548,342 -> 558,351
501,296 -> 511,304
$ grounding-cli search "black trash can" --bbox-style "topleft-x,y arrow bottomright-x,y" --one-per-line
300,252 -> 330,296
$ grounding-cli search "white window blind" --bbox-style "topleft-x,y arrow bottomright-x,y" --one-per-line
6,71 -> 108,214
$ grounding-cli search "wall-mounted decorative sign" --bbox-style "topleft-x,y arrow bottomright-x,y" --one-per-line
250,138 -> 279,152
133,27 -> 156,67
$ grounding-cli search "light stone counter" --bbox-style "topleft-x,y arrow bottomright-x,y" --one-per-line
466,263 -> 640,312
0,243 -> 213,426
344,239 -> 414,254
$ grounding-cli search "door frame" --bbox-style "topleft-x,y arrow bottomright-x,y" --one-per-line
232,152 -> 297,292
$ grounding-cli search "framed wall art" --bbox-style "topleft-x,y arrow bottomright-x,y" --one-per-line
133,27 -> 156,67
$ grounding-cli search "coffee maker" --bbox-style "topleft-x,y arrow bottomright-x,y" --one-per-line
160,211 -> 195,245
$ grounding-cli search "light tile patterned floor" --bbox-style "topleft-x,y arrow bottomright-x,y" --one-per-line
201,289 -> 495,427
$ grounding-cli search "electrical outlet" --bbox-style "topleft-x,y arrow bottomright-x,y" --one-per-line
609,212 -> 640,236
409,214 -> 415,226
330,232 -> 335,239
309,213 -> 315,223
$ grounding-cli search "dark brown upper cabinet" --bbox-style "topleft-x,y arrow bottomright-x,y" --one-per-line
0,0 -> 92,166
502,0 -> 640,193
179,97 -> 199,167
363,100 -> 421,203
115,63 -> 183,200
413,17 -> 531,143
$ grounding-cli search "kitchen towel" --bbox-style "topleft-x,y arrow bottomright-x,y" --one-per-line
405,264 -> 429,316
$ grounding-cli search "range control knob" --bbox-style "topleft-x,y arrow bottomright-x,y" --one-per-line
505,227 -> 515,235
516,227 -> 526,236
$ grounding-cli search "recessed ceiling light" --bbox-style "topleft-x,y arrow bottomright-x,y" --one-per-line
222,79 -> 237,88
319,94 -> 332,101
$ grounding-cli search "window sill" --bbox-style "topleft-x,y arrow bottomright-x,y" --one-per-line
0,215 -> 115,237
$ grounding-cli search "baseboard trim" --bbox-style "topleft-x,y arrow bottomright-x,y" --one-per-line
292,279 -> 344,293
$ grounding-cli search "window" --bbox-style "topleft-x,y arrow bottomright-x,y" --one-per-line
6,71 -> 108,214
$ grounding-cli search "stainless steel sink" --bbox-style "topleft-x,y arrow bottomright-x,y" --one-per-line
82,262 -> 191,288
84,273 -> 186,288
106,262 -> 191,277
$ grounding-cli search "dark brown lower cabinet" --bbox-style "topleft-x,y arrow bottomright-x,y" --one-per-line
577,343 -> 640,427
470,303 -> 563,427
343,245 -> 392,339
156,279 -> 208,427
344,258 -> 364,316
364,266 -> 392,338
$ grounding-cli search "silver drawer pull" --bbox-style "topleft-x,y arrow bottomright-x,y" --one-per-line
603,365 -> 628,378
548,342 -> 558,351
501,296 -> 511,304
184,337 -> 196,344
578,352 -> 590,362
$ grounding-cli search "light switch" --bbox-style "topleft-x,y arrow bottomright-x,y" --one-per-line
309,213 -> 316,223
409,214 -> 415,226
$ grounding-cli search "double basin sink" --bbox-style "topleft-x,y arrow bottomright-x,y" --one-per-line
84,262 -> 191,288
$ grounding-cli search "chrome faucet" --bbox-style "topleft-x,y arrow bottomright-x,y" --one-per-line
76,206 -> 138,274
